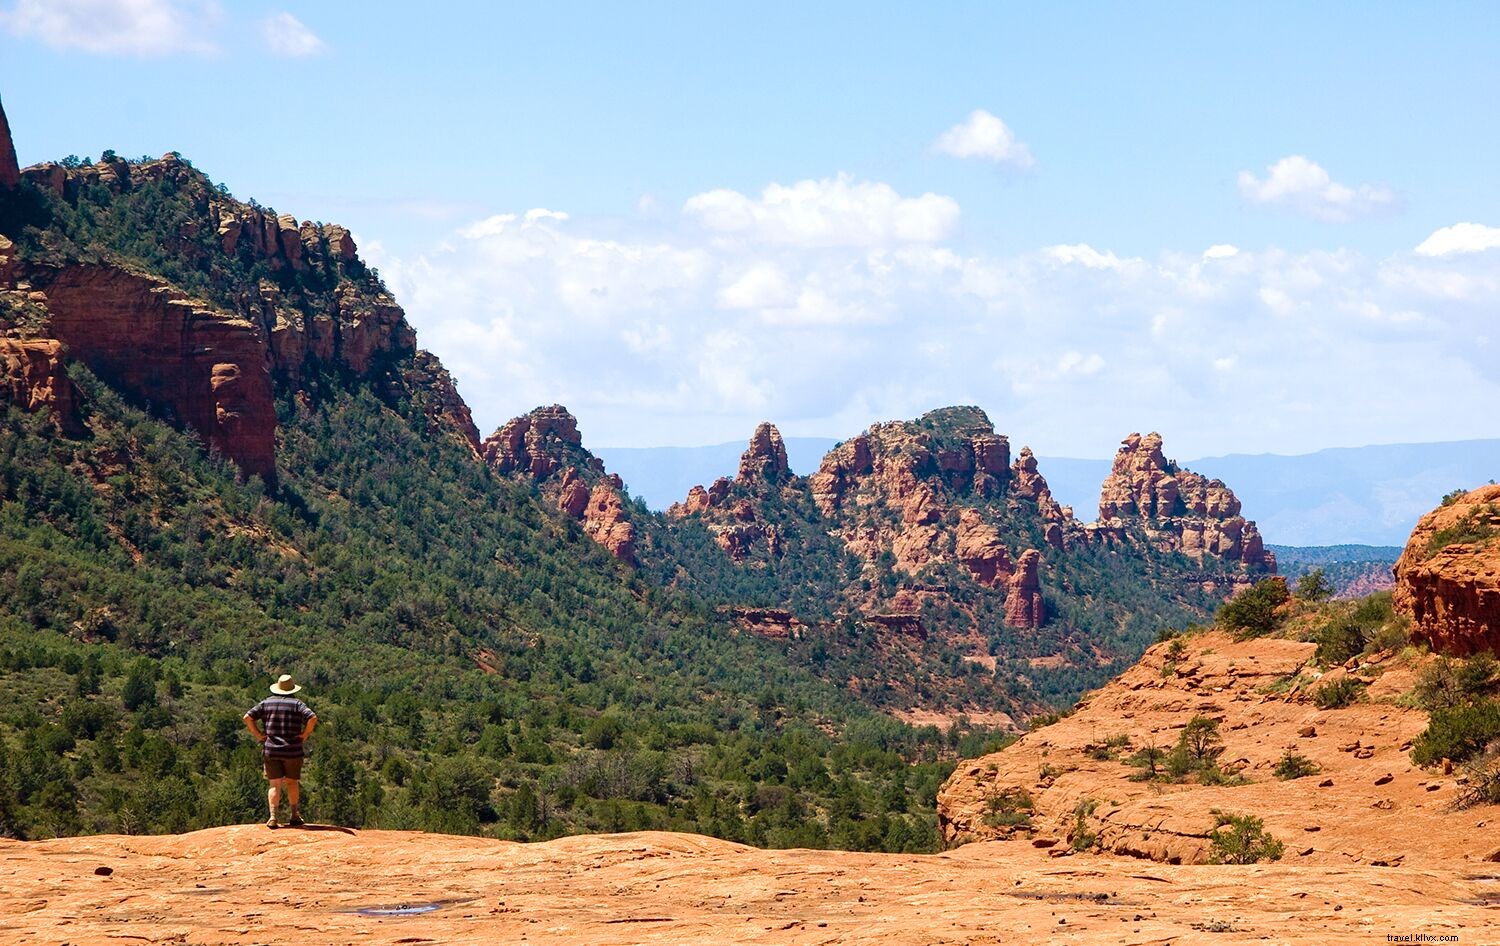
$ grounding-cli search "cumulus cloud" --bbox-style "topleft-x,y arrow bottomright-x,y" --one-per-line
1415,222 -> 1500,257
259,11 -> 324,57
0,0 -> 219,55
1238,156 -> 1397,222
683,174 -> 960,247
933,109 -> 1034,168
370,178 -> 1500,459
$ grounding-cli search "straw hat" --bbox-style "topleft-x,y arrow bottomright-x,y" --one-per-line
269,674 -> 303,696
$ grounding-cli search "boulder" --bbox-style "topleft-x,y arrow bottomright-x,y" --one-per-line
1393,484 -> 1500,655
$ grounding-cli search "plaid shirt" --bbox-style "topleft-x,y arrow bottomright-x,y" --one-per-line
246,696 -> 316,759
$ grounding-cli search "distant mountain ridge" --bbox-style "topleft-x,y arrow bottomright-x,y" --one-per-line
603,438 -> 1500,547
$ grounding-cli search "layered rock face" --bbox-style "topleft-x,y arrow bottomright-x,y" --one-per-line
484,406 -> 637,565
1393,484 -> 1500,655
808,407 -> 1025,578
39,265 -> 278,481
1091,432 -> 1275,572
0,95 -> 18,188
0,338 -> 78,432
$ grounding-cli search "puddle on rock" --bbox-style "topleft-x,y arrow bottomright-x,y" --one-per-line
346,897 -> 475,917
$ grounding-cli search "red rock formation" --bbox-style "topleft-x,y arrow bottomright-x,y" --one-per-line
0,95 -> 17,188
483,405 -> 589,479
404,350 -> 481,457
583,482 -> 637,564
0,234 -> 16,288
1393,484 -> 1500,656
668,425 -> 801,562
40,265 -> 278,482
483,406 -> 637,565
0,338 -> 79,432
1092,432 -> 1274,571
737,422 -> 790,488
1004,549 -> 1045,629
954,509 -> 1012,587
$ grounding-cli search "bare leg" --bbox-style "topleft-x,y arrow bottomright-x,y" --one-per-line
286,779 -> 300,814
267,778 -> 282,819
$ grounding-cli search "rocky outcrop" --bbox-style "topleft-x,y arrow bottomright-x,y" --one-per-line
1003,549 -> 1045,629
937,630 -> 1482,869
0,338 -> 79,432
404,350 -> 482,458
953,509 -> 1012,587
1091,432 -> 1274,572
39,265 -> 278,481
1393,484 -> 1500,656
483,406 -> 637,565
484,405 -> 588,479
582,482 -> 637,564
667,424 -> 799,562
15,824 -> 1497,946
0,95 -> 18,188
737,422 -> 790,488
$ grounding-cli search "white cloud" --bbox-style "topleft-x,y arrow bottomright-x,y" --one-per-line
1238,155 -> 1397,222
684,173 -> 960,247
259,11 -> 323,57
718,261 -> 795,310
1415,222 -> 1500,257
0,0 -> 219,55
372,179 -> 1500,460
933,109 -> 1035,168
1043,243 -> 1133,270
1202,244 -> 1240,260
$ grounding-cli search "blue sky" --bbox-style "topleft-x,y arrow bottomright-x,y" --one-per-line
3,2 -> 1498,458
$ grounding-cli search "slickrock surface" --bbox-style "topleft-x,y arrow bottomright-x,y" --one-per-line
1394,483 -> 1500,656
2,824 -> 1493,945
938,630 -> 1498,868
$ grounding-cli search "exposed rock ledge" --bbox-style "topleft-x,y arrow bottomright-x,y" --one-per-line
3,824 -> 1493,944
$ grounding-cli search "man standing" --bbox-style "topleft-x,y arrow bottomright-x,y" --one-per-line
243,674 -> 318,828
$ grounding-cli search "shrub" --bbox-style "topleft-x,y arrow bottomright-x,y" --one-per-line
1293,569 -> 1334,602
1313,677 -> 1365,709
1179,716 -> 1224,764
1126,742 -> 1166,781
1425,504 -> 1500,559
1454,753 -> 1500,810
1413,654 -> 1500,712
1273,751 -> 1320,780
982,788 -> 1034,830
1208,812 -> 1284,864
1217,578 -> 1290,637
1411,699 -> 1500,766
1313,618 -> 1368,667
1070,798 -> 1099,852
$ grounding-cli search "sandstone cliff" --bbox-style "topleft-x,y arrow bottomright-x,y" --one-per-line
484,405 -> 637,564
0,141 -> 454,482
0,337 -> 78,433
1393,484 -> 1500,655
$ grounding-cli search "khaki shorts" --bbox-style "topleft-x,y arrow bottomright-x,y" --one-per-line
263,756 -> 304,780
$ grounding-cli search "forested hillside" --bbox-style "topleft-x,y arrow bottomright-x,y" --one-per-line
0,141 -> 995,848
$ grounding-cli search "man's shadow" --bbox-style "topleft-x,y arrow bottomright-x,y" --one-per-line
274,823 -> 358,835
